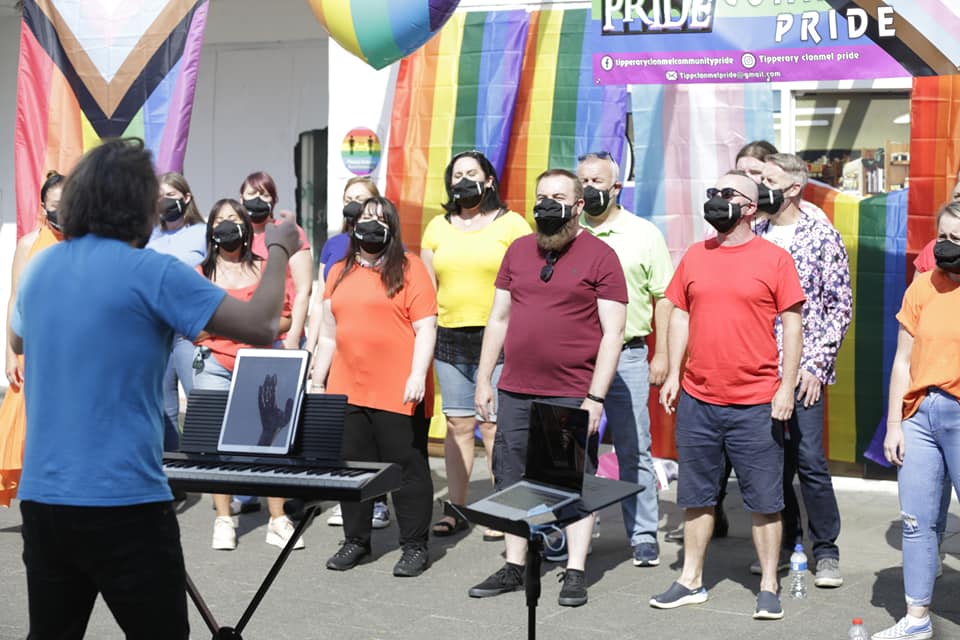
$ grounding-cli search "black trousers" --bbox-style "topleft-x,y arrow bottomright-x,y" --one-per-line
20,500 -> 188,640
340,404 -> 433,548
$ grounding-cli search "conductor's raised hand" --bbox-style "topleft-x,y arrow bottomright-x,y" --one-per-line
264,210 -> 302,257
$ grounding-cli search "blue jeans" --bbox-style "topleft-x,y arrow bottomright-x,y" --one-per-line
782,390 -> 841,560
899,389 -> 960,607
604,344 -> 658,547
191,350 -> 232,391
162,336 -> 195,452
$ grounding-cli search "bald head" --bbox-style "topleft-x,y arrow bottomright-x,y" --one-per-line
719,172 -> 759,202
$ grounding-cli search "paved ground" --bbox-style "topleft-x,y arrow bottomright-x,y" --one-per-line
2,453 -> 960,640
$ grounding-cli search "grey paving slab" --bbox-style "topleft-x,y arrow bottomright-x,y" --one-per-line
1,456 -> 960,639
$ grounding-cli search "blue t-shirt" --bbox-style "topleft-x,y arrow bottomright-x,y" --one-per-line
11,235 -> 226,506
147,223 -> 207,267
320,232 -> 351,280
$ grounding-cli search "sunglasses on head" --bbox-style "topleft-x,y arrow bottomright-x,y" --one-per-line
577,150 -> 613,162
540,251 -> 559,283
706,187 -> 753,203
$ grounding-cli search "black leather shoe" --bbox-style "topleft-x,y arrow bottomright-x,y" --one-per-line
326,540 -> 370,571
393,544 -> 430,577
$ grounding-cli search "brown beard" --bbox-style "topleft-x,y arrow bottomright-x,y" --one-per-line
536,216 -> 579,252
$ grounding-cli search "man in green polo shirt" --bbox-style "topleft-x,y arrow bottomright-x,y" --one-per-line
576,151 -> 674,566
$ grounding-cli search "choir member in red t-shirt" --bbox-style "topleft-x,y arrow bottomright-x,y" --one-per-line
651,171 -> 804,621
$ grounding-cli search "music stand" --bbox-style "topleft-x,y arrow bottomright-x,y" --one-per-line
449,474 -> 642,640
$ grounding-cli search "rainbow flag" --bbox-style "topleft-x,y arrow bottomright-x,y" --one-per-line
802,185 -> 908,464
14,0 -> 209,237
498,9 -> 628,219
386,8 -> 628,251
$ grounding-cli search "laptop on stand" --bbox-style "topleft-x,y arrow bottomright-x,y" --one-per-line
469,400 -> 598,522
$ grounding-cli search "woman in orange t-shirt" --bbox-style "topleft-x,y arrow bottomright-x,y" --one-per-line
1,172 -> 65,507
193,199 -> 297,552
311,196 -> 437,577
881,201 -> 960,640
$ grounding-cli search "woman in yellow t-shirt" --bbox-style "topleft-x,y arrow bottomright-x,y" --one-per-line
420,150 -> 530,538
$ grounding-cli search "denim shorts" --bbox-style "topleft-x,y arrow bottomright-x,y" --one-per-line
675,390 -> 784,514
434,360 -> 502,420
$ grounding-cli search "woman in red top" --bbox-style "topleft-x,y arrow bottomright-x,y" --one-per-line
193,199 -> 298,552
311,196 -> 437,577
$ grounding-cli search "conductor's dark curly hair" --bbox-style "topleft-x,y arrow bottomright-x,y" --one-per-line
60,138 -> 159,244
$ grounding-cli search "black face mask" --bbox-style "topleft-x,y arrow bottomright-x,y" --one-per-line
534,198 -> 573,236
212,221 -> 245,252
451,178 -> 485,210
934,239 -> 960,273
161,197 -> 185,223
243,197 -> 272,223
45,208 -> 61,231
756,183 -> 785,215
355,220 -> 390,254
582,186 -> 612,216
703,196 -> 742,234
342,201 -> 363,223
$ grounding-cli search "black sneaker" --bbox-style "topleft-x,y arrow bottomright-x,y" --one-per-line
468,563 -> 524,597
393,544 -> 430,577
557,569 -> 588,607
325,540 -> 370,571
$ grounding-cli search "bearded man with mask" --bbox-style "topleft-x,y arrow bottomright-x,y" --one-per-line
575,152 -> 673,567
651,170 -> 804,620
750,153 -> 851,588
468,169 -> 627,607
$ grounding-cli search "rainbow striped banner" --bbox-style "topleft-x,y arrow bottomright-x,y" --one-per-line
803,185 -> 908,464
386,8 -> 628,250
498,9 -> 628,219
386,10 -> 530,249
14,0 -> 209,237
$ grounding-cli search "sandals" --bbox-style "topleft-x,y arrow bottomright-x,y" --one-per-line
432,516 -> 469,537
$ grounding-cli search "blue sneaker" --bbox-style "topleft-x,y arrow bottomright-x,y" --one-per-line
871,616 -> 933,640
649,581 -> 708,609
752,590 -> 783,620
633,542 -> 660,567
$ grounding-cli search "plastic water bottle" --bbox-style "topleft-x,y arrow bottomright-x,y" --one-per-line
788,543 -> 808,599
848,618 -> 868,640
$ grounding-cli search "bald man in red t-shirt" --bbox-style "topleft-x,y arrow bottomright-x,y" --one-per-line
651,171 -> 804,621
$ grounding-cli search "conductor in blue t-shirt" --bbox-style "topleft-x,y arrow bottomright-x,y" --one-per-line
8,138 -> 301,639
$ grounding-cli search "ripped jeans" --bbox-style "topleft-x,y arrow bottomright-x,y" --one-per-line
899,388 -> 960,606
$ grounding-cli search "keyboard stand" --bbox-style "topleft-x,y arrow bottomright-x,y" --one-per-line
185,501 -> 322,640
448,475 -> 642,640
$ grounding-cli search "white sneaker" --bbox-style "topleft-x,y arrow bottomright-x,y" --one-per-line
372,501 -> 390,529
212,516 -> 237,551
871,616 -> 933,640
327,503 -> 343,526
266,515 -> 305,550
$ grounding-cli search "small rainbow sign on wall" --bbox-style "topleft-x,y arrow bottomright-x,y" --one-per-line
341,126 -> 381,176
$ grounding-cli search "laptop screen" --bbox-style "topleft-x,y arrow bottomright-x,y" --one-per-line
217,348 -> 310,455
524,401 -> 598,493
